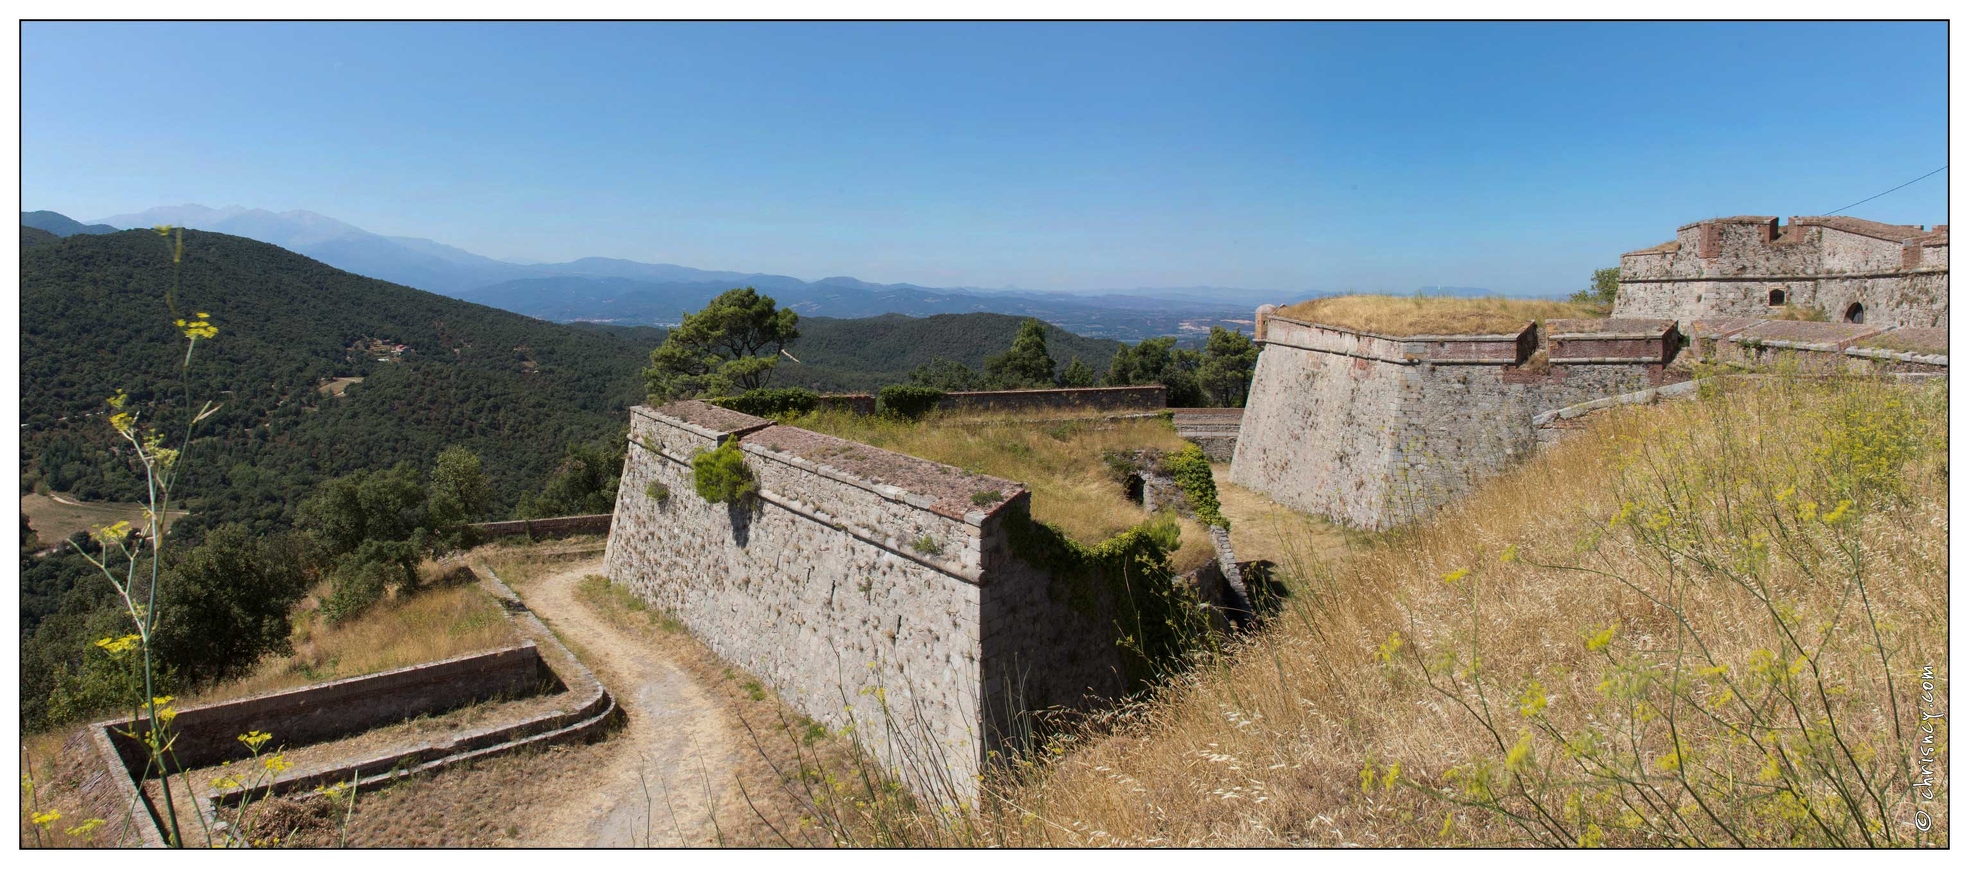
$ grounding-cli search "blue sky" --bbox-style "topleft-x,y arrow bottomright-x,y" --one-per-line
22,21 -> 1949,295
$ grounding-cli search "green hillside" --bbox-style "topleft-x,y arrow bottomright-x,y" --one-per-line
21,225 -> 61,248
21,228 -> 655,534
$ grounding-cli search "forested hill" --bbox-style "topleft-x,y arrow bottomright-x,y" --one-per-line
569,314 -> 1125,394
772,313 -> 1123,393
20,229 -> 656,533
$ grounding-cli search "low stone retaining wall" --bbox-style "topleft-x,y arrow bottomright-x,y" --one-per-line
94,566 -> 618,846
469,514 -> 613,539
816,385 -> 1169,417
937,385 -> 1166,414
102,646 -> 554,776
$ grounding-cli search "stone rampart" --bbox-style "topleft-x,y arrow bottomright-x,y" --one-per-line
929,385 -> 1166,414
603,401 -> 1132,800
1231,311 -> 1684,530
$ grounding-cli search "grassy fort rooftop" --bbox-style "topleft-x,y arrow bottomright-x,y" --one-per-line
1273,294 -> 1602,336
784,408 -> 1220,573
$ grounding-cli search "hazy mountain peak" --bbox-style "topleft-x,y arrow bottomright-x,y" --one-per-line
21,210 -> 118,237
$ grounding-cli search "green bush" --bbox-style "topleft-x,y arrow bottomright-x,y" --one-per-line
711,387 -> 821,418
877,384 -> 945,420
1162,444 -> 1228,529
692,440 -> 758,505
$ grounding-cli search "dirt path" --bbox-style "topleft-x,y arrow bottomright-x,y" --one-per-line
491,556 -> 743,847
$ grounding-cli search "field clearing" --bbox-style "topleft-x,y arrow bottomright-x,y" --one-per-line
317,376 -> 364,396
20,492 -> 186,543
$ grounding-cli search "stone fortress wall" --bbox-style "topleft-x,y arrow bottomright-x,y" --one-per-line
1230,311 -> 1687,530
1615,215 -> 1948,328
603,401 -> 1138,800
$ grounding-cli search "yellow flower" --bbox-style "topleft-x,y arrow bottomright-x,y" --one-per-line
1757,754 -> 1784,783
1821,500 -> 1853,525
106,389 -> 128,410
65,818 -> 105,838
1498,544 -> 1518,564
31,809 -> 61,826
263,753 -> 293,773
1517,680 -> 1549,717
238,730 -> 273,751
109,411 -> 135,435
176,312 -> 218,340
1374,632 -> 1403,663
94,634 -> 141,656
1585,623 -> 1616,652
1441,567 -> 1469,584
1576,823 -> 1605,848
1505,731 -> 1536,772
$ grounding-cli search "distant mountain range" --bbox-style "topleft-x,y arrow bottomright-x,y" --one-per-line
23,210 -> 118,237
28,205 -> 1517,339
30,206 -> 1253,340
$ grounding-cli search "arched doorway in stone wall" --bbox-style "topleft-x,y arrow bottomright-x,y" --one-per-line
1843,303 -> 1866,324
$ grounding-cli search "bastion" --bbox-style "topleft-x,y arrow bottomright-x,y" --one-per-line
603,401 -> 1203,800
1230,306 -> 1684,530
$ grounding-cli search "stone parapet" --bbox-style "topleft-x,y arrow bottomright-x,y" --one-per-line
1257,314 -> 1533,365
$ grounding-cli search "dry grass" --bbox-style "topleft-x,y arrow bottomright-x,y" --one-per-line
971,375 -> 1948,846
1275,294 -> 1600,336
185,571 -> 519,706
1210,465 -> 1354,569
1771,304 -> 1831,322
789,410 -> 1218,573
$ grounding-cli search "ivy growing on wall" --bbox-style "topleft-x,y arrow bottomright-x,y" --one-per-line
1004,508 -> 1217,691
1162,444 -> 1228,529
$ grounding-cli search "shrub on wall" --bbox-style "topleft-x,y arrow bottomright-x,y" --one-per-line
877,385 -> 945,420
692,440 -> 758,505
711,387 -> 821,418
1162,444 -> 1228,529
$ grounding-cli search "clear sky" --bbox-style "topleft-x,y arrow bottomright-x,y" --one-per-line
22,21 -> 1949,295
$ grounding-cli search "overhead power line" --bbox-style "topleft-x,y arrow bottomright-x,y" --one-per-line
1826,165 -> 1947,216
